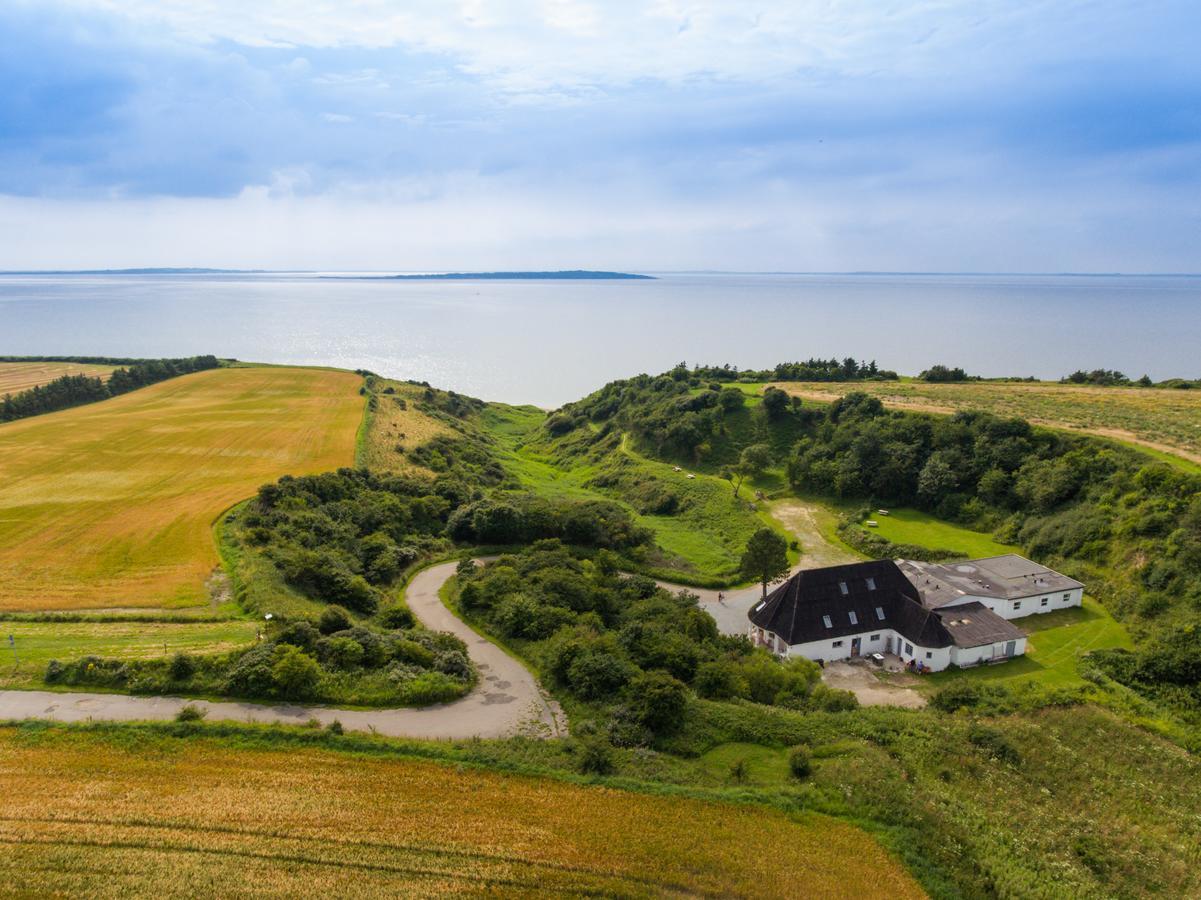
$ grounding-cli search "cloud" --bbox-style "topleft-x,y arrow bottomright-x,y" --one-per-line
0,1 -> 1198,270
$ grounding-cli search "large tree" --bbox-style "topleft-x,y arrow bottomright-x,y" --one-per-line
740,528 -> 790,597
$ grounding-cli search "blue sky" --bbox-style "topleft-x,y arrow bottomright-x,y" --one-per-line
1,0 -> 1198,271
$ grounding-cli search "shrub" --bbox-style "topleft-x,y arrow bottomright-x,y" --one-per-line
326,719 -> 344,735
273,619 -> 319,652
576,737 -> 615,775
317,636 -> 365,670
168,652 -> 196,681
433,649 -> 473,680
379,604 -> 416,630
624,671 -> 689,734
694,659 -> 747,700
44,659 -> 65,684
223,645 -> 276,697
317,605 -> 353,635
175,704 -> 207,722
271,645 -> 323,700
967,724 -> 1022,765
788,745 -> 812,778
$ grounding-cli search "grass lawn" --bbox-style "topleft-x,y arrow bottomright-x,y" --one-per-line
0,725 -> 922,898
924,597 -> 1133,690
698,741 -> 793,785
0,619 -> 258,690
0,366 -> 364,611
0,361 -> 117,394
357,377 -> 454,475
867,507 -> 1019,557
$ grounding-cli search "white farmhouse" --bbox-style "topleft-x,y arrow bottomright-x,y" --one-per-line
748,559 -> 1028,672
896,554 -> 1083,621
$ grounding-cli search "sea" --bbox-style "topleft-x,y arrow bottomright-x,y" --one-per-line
1,272 -> 1198,407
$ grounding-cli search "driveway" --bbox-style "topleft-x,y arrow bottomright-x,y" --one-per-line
820,660 -> 926,708
0,561 -> 565,740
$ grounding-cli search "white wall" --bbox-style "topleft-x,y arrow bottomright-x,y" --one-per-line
749,624 -> 1029,673
950,637 -> 1028,668
939,587 -> 1083,620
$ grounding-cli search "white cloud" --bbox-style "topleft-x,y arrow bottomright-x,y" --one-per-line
60,0 -> 1186,95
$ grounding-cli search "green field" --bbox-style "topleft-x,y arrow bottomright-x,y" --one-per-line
0,619 -> 258,690
925,597 -> 1132,690
0,366 -> 364,611
867,507 -> 1020,557
774,379 -> 1201,470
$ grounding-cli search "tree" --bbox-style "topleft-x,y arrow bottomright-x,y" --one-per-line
718,387 -> 746,412
740,528 -> 790,597
624,670 -> 688,733
761,386 -> 790,420
724,444 -> 772,498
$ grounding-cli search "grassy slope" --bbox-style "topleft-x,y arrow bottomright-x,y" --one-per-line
356,377 -> 453,474
480,402 -> 797,585
0,361 -> 116,394
870,506 -> 1021,557
0,366 -> 364,611
773,379 -> 1201,471
0,724 -> 921,899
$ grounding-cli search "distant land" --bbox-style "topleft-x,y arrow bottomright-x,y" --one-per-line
322,270 -> 655,281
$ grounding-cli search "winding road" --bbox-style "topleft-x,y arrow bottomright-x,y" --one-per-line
0,561 -> 566,740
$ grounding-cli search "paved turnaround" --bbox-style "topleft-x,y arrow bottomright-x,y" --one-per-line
0,561 -> 566,740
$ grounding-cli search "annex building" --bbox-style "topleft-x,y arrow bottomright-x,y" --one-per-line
746,554 -> 1081,672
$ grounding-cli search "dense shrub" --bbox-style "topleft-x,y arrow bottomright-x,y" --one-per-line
788,744 -> 812,778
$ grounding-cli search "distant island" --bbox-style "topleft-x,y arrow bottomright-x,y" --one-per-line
323,270 -> 654,281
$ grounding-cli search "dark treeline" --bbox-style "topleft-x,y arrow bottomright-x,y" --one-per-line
679,359 -> 898,382
1,355 -> 220,422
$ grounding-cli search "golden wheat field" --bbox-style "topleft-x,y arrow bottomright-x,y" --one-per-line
0,361 -> 116,394
0,366 -> 363,611
0,728 -> 925,898
773,380 -> 1201,467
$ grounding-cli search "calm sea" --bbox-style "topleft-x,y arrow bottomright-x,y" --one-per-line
1,272 -> 1198,407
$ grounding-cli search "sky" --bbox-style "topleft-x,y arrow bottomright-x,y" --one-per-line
0,1 -> 1198,272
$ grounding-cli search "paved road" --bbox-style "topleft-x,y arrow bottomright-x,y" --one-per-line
0,561 -> 565,740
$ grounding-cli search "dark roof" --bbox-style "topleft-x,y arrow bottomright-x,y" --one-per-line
748,560 -> 954,648
933,602 -> 1026,647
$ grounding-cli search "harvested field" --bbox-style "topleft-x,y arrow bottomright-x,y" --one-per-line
0,366 -> 363,611
0,727 -> 925,898
772,380 -> 1201,468
0,361 -> 116,394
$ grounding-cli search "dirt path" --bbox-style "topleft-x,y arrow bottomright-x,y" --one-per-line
0,561 -> 565,740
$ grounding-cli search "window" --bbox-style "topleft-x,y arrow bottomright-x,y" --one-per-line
822,615 -> 833,628
838,581 -> 849,596
866,577 -> 876,591
1063,593 -> 1071,601
904,642 -> 913,655
875,606 -> 886,621
1013,601 -> 1021,611
848,611 -> 858,625
1041,598 -> 1048,607
870,634 -> 880,642
832,640 -> 844,648
925,651 -> 933,659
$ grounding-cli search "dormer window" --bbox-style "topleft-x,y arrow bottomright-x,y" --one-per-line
875,607 -> 886,620
838,581 -> 849,595
866,577 -> 876,591
848,611 -> 858,625
822,615 -> 833,628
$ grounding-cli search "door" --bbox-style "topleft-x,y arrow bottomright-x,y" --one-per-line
851,637 -> 861,657
1005,640 -> 1016,658
885,636 -> 893,653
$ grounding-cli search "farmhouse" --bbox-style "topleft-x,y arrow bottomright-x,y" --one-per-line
896,554 -> 1083,620
747,559 -> 1028,672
